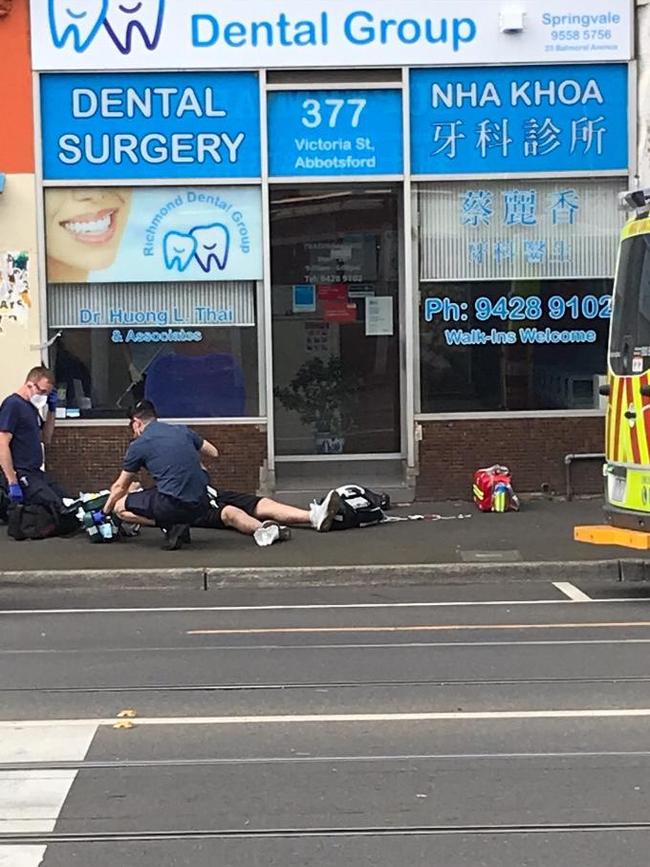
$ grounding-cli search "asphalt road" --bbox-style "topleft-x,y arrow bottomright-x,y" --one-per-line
2,578 -> 650,866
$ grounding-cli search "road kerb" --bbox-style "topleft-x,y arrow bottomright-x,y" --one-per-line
0,558 -> 648,589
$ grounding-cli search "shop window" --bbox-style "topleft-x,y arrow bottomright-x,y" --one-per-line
47,311 -> 259,419
43,184 -> 263,418
417,178 -> 622,413
419,279 -> 611,412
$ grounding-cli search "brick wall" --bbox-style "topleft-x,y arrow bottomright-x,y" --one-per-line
46,423 -> 267,496
416,415 -> 605,500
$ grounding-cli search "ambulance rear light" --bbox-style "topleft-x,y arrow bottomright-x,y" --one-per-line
619,188 -> 650,215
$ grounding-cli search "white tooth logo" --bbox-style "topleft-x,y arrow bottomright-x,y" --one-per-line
48,0 -> 108,52
103,0 -> 165,54
163,232 -> 197,273
191,224 -> 230,273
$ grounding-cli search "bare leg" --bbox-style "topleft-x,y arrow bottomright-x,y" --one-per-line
253,497 -> 311,525
114,495 -> 156,527
220,504 -> 262,536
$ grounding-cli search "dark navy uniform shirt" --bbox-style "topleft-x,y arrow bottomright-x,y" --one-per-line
124,420 -> 208,504
0,394 -> 43,472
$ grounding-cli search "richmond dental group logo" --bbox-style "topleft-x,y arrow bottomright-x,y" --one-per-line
48,0 -> 165,54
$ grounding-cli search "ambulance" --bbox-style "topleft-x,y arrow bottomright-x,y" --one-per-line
603,188 -> 650,529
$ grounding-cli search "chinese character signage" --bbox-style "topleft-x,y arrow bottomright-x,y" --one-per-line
40,72 -> 261,180
45,186 -> 263,283
410,64 -> 628,175
30,0 -> 631,71
418,178 -> 624,282
268,89 -> 403,177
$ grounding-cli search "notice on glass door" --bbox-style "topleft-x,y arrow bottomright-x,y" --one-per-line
365,297 -> 393,336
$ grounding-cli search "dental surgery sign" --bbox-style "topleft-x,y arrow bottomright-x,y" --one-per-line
410,64 -> 628,175
31,0 -> 631,71
44,186 -> 263,283
40,72 -> 260,180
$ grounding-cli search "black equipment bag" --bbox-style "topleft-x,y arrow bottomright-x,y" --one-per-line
327,484 -> 390,530
7,502 -> 79,541
7,503 -> 61,541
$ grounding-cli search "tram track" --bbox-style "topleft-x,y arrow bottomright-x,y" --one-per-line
4,673 -> 650,693
3,822 -> 650,846
4,748 -> 650,773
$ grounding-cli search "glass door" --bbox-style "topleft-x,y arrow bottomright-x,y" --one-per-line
270,185 -> 401,456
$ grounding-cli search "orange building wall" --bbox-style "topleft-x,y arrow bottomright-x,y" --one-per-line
0,0 -> 34,172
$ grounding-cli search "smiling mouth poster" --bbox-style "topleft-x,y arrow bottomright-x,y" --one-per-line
44,186 -> 263,284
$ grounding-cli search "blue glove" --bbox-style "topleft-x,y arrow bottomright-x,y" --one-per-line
46,389 -> 58,412
91,510 -> 106,526
8,483 -> 23,503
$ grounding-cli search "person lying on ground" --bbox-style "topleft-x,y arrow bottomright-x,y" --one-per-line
103,400 -> 341,549
193,487 -> 342,546
121,482 -> 342,547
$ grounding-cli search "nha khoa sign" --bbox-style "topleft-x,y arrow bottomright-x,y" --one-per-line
410,64 -> 628,175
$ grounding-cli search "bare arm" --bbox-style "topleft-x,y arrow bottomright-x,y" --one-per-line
103,470 -> 136,514
199,439 -> 219,460
0,432 -> 17,485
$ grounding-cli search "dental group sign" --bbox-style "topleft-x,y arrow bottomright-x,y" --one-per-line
45,186 -> 263,283
30,0 -> 632,71
40,72 -> 261,180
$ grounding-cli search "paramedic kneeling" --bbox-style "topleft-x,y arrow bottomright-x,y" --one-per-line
0,366 -> 65,509
103,400 -> 217,550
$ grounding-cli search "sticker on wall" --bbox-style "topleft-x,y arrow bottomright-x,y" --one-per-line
0,252 -> 32,333
45,186 -> 263,283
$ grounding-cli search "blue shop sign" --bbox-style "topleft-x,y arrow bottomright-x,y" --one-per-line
268,89 -> 403,177
410,64 -> 628,175
40,72 -> 261,180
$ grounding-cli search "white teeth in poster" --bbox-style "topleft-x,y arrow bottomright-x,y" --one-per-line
45,187 -> 263,284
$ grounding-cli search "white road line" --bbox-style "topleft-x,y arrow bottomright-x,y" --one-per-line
186,620 -> 650,635
0,598 -> 645,616
3,708 -> 650,728
0,724 -> 97,867
553,582 -> 592,602
0,847 -> 47,867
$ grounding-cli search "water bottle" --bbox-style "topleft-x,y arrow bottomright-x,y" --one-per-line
492,482 -> 508,513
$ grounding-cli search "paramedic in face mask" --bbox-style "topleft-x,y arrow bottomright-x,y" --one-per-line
0,366 -> 68,509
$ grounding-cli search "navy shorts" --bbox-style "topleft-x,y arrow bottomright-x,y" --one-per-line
194,490 -> 262,530
125,488 -> 207,528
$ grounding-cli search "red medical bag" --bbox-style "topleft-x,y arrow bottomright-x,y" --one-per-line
472,465 -> 519,513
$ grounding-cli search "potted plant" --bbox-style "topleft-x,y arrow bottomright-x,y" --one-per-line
274,356 -> 362,454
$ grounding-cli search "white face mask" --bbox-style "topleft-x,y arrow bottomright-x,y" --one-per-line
30,394 -> 47,410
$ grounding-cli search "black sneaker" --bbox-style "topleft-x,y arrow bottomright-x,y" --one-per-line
162,524 -> 191,550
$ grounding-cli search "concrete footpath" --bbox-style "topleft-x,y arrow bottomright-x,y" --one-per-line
0,497 -> 648,589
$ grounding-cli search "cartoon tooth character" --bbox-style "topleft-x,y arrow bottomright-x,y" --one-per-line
190,224 -> 230,273
163,232 -> 197,273
48,0 -> 109,52
103,0 -> 165,54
